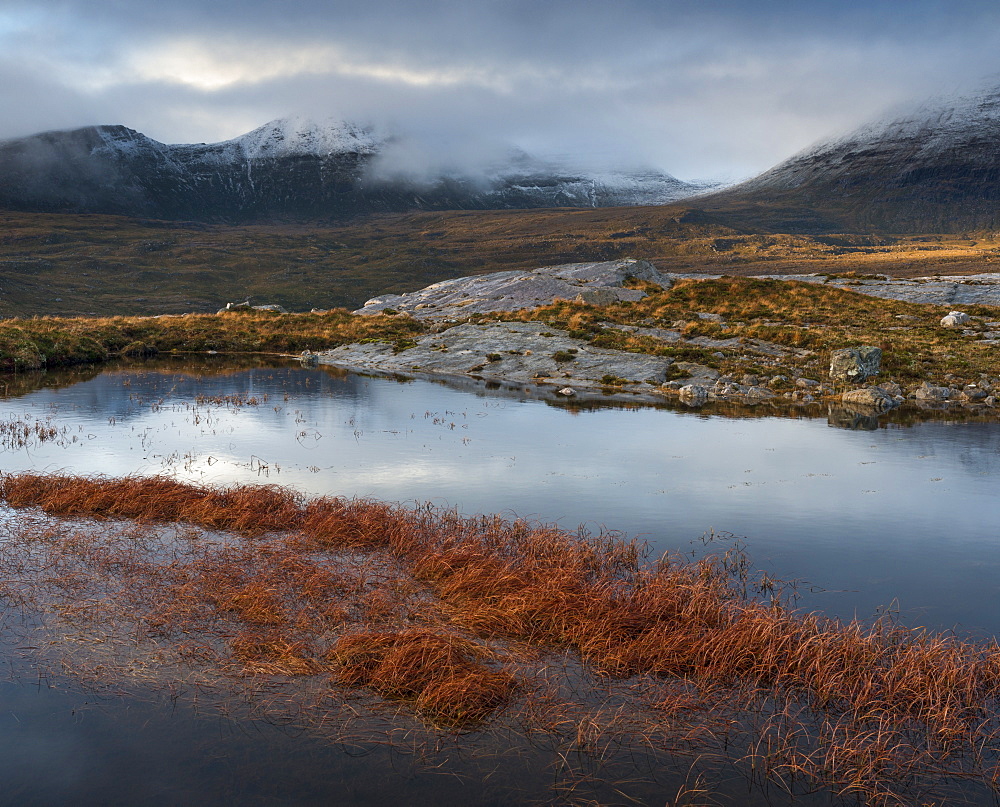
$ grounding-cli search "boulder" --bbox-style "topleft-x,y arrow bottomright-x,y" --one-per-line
840,386 -> 899,411
914,382 -> 952,401
678,384 -> 708,405
829,346 -> 882,382
940,311 -> 972,327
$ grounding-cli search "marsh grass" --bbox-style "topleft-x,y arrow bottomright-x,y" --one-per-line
504,276 -> 1000,386
2,472 -> 1000,803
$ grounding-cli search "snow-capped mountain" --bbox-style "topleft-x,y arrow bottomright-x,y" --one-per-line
0,118 -> 708,221
708,86 -> 1000,231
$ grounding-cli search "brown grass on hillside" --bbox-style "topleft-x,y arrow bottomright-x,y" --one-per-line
3,206 -> 1000,319
2,472 -> 1000,802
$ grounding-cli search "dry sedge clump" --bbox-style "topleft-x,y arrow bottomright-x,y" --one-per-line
331,629 -> 518,726
4,472 -> 1000,802
0,473 -> 303,535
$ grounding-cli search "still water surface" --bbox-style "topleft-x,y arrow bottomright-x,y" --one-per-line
1,359 -> 999,805
4,360 -> 998,634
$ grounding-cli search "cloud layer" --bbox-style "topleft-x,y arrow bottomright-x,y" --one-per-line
2,0 -> 999,179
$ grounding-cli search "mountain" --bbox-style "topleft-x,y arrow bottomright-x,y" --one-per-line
0,117 -> 709,222
700,86 -> 1000,233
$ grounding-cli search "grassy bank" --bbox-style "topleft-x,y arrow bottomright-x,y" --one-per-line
0,308 -> 425,371
2,473 -> 1000,803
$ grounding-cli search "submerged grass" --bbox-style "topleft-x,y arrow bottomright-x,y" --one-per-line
2,472 -> 1000,803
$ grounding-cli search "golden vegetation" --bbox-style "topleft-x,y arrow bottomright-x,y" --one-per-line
3,472 -> 1000,802
0,307 -> 424,371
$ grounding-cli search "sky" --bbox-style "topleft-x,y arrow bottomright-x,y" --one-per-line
1,0 -> 999,181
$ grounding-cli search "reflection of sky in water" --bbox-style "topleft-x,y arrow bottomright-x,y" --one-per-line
3,367 -> 1000,635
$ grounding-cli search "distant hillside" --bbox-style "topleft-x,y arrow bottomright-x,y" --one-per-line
700,86 -> 1000,233
2,206 -> 999,319
0,118 -> 712,222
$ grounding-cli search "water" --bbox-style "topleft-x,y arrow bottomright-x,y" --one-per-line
2,358 -> 1000,804
4,359 -> 999,635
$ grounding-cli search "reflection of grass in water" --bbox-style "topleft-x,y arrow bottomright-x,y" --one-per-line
1,473 -> 1000,804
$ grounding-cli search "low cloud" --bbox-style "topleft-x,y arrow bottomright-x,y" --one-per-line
1,1 -> 1000,179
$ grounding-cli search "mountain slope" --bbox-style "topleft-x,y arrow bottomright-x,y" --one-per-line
0,118 -> 708,222
701,87 -> 1000,232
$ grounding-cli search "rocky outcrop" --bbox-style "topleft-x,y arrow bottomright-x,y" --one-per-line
357,259 -> 671,319
829,346 -> 882,382
316,321 -> 673,398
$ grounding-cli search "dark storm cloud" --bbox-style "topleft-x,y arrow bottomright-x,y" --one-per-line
2,0 -> 999,178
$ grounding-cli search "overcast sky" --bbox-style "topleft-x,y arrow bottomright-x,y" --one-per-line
1,0 -> 999,180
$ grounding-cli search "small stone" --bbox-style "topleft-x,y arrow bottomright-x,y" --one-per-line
940,311 -> 972,327
795,377 -> 820,388
745,386 -> 774,402
678,384 -> 708,405
915,382 -> 952,401
841,386 -> 899,411
557,387 -> 575,396
875,381 -> 903,397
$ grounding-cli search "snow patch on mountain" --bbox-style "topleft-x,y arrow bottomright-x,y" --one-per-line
228,116 -> 386,160
738,85 -> 1000,193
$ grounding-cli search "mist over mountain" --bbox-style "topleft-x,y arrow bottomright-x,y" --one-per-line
0,117 -> 712,222
702,85 -> 1000,233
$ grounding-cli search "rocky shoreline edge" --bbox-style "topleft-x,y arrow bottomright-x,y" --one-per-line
303,259 -> 1000,420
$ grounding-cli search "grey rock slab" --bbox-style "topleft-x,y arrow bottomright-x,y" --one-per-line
316,321 -> 673,392
356,259 -> 671,320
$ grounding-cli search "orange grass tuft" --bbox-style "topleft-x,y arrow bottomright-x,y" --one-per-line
331,629 -> 518,726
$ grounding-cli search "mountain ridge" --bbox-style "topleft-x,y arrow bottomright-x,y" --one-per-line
0,118 -> 711,222
700,86 -> 1000,233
